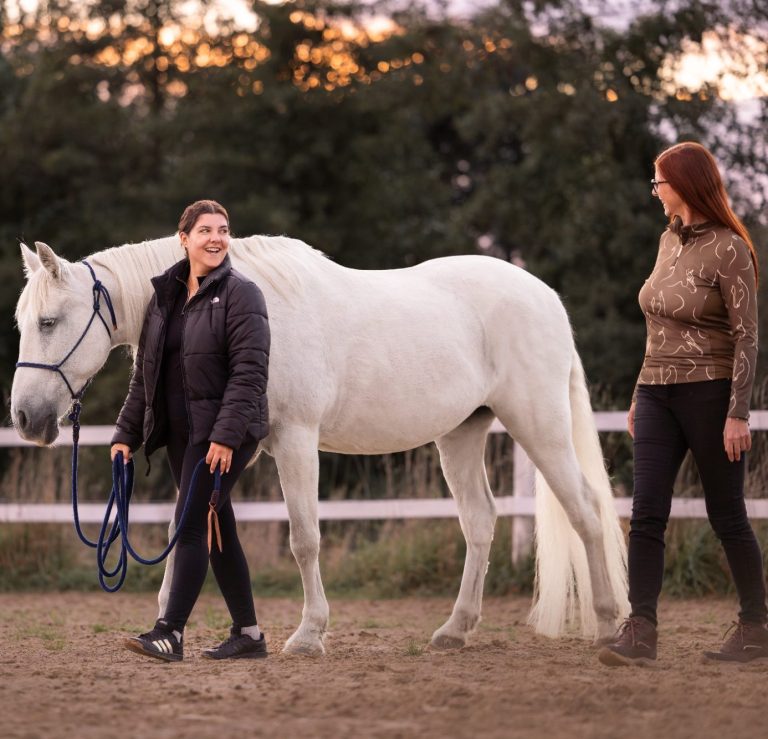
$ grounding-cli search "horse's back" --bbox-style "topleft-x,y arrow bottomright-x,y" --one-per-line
402,255 -> 574,361
409,254 -> 566,315
251,252 -> 574,452
232,239 -> 565,331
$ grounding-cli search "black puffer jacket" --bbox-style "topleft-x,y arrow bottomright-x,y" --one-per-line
112,255 -> 269,457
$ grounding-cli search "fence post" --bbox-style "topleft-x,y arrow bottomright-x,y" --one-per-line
511,442 -> 536,565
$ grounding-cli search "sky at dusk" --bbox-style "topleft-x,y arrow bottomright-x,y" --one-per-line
8,0 -> 636,28
6,0 -> 767,102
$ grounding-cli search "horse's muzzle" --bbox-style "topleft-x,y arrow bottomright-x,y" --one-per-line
12,406 -> 60,446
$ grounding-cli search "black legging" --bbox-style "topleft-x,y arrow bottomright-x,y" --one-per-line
629,379 -> 767,625
162,426 -> 259,631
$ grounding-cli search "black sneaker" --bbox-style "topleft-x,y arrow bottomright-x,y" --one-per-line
203,626 -> 268,660
123,620 -> 183,662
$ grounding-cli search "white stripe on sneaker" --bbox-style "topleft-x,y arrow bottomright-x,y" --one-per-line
153,639 -> 169,653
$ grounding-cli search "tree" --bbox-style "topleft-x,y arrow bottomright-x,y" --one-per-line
1,0 -> 765,408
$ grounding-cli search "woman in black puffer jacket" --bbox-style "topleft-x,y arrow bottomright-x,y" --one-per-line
112,200 -> 270,662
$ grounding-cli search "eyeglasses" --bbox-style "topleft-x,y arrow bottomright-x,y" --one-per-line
651,179 -> 669,194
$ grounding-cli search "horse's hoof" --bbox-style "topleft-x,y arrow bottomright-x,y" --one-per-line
594,623 -> 621,647
282,638 -> 325,656
430,633 -> 466,650
593,635 -> 615,648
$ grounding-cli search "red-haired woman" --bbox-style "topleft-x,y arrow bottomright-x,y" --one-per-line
600,142 -> 768,666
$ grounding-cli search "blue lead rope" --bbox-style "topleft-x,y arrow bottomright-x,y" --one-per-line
68,401 -> 222,593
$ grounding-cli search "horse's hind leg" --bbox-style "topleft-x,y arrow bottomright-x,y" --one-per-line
509,418 -> 619,640
157,517 -> 177,618
532,445 -> 618,639
272,426 -> 329,656
431,408 -> 497,649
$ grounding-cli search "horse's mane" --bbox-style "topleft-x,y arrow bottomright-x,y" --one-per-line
16,234 -> 332,343
90,237 -> 181,339
95,233 -> 332,331
228,234 -> 331,297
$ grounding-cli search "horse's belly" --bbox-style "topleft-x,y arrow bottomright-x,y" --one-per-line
318,425 -> 449,454
317,394 -> 483,454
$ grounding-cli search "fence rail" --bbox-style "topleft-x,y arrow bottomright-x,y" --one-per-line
2,411 -> 768,526
5,495 -> 768,525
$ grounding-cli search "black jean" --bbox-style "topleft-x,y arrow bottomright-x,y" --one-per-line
629,380 -> 767,625
162,425 -> 259,632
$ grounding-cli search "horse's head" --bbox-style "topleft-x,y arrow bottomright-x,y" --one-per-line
11,242 -> 114,445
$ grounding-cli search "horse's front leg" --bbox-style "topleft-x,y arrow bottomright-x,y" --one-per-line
157,509 -> 177,618
273,426 -> 328,656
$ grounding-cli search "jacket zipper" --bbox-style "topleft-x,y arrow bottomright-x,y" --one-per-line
148,322 -> 168,418
179,309 -> 193,439
180,296 -> 195,439
178,278 -> 219,438
143,319 -> 168,473
672,239 -> 686,268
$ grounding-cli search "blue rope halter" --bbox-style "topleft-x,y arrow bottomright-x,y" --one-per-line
15,260 -> 118,400
15,259 -> 222,592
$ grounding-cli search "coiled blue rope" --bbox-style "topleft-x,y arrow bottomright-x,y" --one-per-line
69,401 -> 221,592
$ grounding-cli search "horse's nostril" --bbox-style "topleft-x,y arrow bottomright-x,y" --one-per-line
17,409 -> 28,431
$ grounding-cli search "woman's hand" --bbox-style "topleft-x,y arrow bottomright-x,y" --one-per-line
207,442 -> 234,474
111,443 -> 132,462
627,402 -> 636,439
724,418 -> 751,462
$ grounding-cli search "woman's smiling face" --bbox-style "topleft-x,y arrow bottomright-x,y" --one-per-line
653,164 -> 686,220
181,213 -> 230,276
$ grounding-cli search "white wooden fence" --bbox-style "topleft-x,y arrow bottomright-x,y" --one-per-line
3,413 -> 768,553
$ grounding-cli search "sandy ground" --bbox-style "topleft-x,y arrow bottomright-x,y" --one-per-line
0,592 -> 766,739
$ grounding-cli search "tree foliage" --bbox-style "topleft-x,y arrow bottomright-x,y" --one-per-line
1,0 -> 766,419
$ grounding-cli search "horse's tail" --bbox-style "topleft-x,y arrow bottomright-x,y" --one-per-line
528,348 -> 629,639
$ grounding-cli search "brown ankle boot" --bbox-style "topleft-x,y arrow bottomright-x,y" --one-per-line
598,616 -> 658,667
704,621 -> 768,663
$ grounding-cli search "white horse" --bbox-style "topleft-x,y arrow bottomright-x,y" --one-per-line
11,237 -> 628,654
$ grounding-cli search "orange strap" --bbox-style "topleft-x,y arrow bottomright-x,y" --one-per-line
207,503 -> 223,554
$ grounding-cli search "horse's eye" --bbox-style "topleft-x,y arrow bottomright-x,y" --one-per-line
39,317 -> 56,329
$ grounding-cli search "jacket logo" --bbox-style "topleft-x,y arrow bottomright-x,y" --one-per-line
211,297 -> 220,304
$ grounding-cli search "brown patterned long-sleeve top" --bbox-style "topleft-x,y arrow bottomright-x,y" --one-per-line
635,221 -> 758,419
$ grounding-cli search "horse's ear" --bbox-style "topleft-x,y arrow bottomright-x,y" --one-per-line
34,241 -> 62,280
20,243 -> 41,278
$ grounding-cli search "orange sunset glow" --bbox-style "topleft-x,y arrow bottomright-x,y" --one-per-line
2,3 -> 767,102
